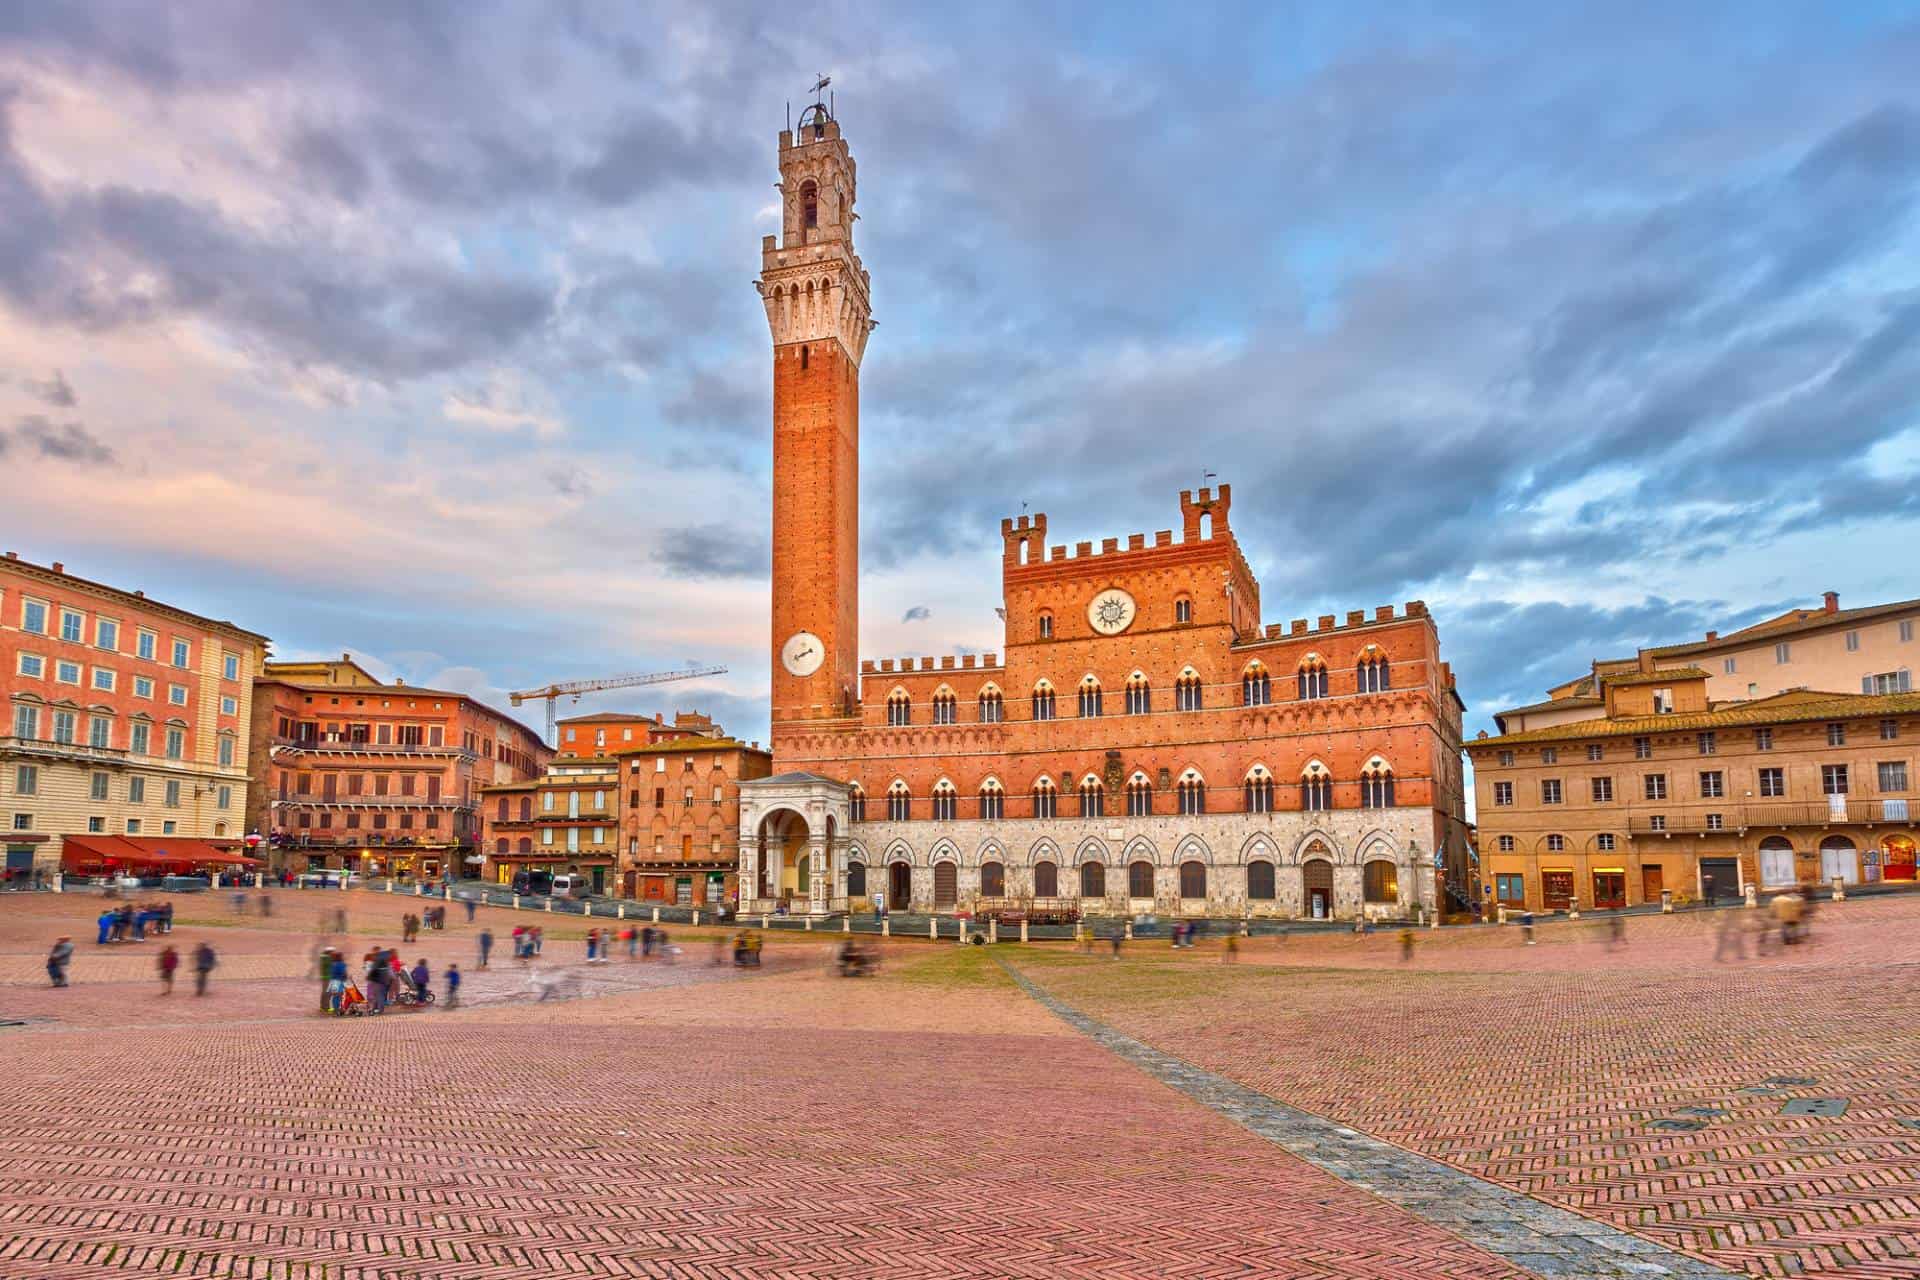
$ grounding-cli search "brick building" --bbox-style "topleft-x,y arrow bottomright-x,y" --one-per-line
1471,596 -> 1920,911
736,103 -> 1472,921
553,710 -> 720,759
612,732 -> 771,905
248,656 -> 549,880
2,553 -> 269,881
478,755 -> 619,892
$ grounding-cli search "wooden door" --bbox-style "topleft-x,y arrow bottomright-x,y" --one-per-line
1641,866 -> 1663,901
1303,859 -> 1333,918
933,861 -> 957,908
1592,872 -> 1625,910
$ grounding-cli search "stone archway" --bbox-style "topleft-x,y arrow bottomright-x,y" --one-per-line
754,807 -> 811,903
1303,858 -> 1334,920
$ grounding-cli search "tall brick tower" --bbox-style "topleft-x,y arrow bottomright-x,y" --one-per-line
759,99 -> 872,736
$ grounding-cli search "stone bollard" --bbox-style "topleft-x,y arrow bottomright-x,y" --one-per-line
1831,875 -> 1845,902
929,917 -> 938,941
617,904 -> 625,919
1496,905 -> 1507,926
1124,920 -> 1134,940
842,915 -> 851,933
692,910 -> 700,925
545,897 -> 553,913
882,917 -> 891,937
1744,882 -> 1758,909
762,913 -> 770,929
1020,919 -> 1029,943
512,895 -> 520,910
804,915 -> 811,931
386,880 -> 394,894
1567,898 -> 1580,920
653,907 -> 661,923
988,918 -> 998,944
1660,889 -> 1673,914
51,872 -> 63,894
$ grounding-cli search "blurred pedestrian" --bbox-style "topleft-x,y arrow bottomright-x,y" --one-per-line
192,941 -> 217,995
410,957 -> 430,999
1398,928 -> 1415,963
443,962 -> 461,1009
1222,931 -> 1239,963
47,936 -> 73,987
158,945 -> 179,995
1713,906 -> 1746,962
478,928 -> 493,969
96,909 -> 113,946
1519,910 -> 1536,946
463,897 -> 476,923
1607,914 -> 1626,948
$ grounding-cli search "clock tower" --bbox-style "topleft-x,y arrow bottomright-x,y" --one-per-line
759,100 -> 872,733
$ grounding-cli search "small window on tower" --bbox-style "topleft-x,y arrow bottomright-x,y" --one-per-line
801,181 -> 819,229
800,344 -> 809,371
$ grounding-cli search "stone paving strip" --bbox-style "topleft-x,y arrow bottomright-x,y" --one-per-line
1001,958 -> 1741,1280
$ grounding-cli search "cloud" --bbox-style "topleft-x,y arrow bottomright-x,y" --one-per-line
19,368 -> 76,406
652,524 -> 768,580
901,605 -> 931,622
546,466 -> 592,499
443,373 -> 567,438
3,415 -> 115,465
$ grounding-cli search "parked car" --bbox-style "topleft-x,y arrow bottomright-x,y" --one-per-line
549,874 -> 589,899
512,870 -> 554,897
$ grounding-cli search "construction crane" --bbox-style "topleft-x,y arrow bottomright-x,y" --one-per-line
510,664 -> 728,743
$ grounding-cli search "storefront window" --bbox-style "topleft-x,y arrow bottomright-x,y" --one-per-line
1495,873 -> 1525,906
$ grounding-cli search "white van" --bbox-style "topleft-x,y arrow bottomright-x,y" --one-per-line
549,874 -> 587,899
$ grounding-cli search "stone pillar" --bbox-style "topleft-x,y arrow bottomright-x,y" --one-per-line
807,835 -> 828,916
1743,882 -> 1758,909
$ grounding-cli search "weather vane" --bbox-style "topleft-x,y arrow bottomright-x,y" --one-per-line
811,74 -> 831,100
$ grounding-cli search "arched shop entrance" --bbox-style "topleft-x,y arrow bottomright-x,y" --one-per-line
1819,836 -> 1859,885
1303,858 -> 1334,919
1881,833 -> 1916,882
888,861 -> 911,911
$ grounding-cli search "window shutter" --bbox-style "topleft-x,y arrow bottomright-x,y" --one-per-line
1900,669 -> 1912,692
1864,676 -> 1874,694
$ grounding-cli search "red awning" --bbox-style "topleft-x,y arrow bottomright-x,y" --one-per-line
60,835 -> 179,872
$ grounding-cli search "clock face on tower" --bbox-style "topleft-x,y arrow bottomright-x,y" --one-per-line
781,631 -> 825,677
1087,588 -> 1138,636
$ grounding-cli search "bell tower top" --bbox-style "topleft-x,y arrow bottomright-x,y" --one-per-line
758,93 -> 873,365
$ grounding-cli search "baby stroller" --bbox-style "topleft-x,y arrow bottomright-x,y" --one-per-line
393,966 -> 436,1007
331,979 -> 369,1016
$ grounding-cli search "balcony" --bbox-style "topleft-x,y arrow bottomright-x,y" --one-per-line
273,796 -> 476,813
1626,798 -> 1913,835
272,736 -> 474,760
0,735 -> 131,765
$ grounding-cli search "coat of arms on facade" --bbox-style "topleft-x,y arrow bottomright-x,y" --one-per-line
1104,750 -> 1124,794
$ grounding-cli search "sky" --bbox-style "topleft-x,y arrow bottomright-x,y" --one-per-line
3,2 -> 1918,748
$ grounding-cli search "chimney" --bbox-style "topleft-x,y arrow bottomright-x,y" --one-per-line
51,562 -> 64,574
1637,651 -> 1655,674
1823,591 -> 1839,614
1705,631 -> 1718,642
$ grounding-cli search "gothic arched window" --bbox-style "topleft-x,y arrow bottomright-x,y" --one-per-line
1247,860 -> 1276,900
887,780 -> 911,822
1242,661 -> 1272,706
1177,769 -> 1207,816
1078,676 -> 1102,719
1127,860 -> 1154,898
1357,651 -> 1391,694
979,777 -> 1005,821
1124,673 -> 1151,716
931,688 -> 957,725
1079,860 -> 1106,898
1078,776 -> 1105,818
1176,669 -> 1204,712
980,861 -> 1005,897
1034,860 -> 1059,897
886,689 -> 911,727
848,785 -> 866,823
931,779 -> 957,821
978,686 -> 1004,723
1298,658 -> 1329,700
1301,763 -> 1331,811
1032,776 -> 1057,819
1244,765 -> 1275,814
1360,761 -> 1396,809
1125,772 -> 1153,817
1031,681 -> 1056,721
1179,860 -> 1207,899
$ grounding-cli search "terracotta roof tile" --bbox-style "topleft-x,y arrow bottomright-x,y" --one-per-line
1470,690 -> 1920,748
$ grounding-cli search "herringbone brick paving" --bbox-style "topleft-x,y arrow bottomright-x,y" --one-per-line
1014,895 -> 1920,1279
0,891 -> 1532,1278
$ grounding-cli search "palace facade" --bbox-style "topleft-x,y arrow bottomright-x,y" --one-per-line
737,104 -> 1472,921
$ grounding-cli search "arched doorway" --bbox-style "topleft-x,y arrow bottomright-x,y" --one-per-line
933,860 -> 958,909
1819,836 -> 1858,885
1757,836 -> 1796,888
754,808 -> 811,904
1882,833 -> 1916,882
888,861 -> 911,911
1303,858 -> 1334,919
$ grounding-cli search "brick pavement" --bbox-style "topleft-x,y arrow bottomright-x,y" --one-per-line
1012,894 -> 1920,1279
0,893 -> 1540,1279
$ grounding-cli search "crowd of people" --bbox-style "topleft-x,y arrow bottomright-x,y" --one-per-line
96,900 -> 173,944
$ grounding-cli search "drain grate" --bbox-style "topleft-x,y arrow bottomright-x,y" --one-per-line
1782,1098 -> 1848,1117
1677,1106 -> 1728,1118
1896,1118 -> 1920,1131
1649,1118 -> 1708,1132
